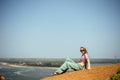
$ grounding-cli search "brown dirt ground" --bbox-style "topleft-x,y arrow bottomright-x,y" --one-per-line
42,63 -> 120,80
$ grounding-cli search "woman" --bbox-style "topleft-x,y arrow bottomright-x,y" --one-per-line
52,47 -> 91,75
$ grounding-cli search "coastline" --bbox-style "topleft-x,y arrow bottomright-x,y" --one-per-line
0,62 -> 57,69
42,63 -> 120,80
0,62 -> 28,68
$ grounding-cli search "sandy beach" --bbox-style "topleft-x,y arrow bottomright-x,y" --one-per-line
42,63 -> 120,80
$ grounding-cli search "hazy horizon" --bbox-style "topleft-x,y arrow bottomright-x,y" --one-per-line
0,0 -> 120,59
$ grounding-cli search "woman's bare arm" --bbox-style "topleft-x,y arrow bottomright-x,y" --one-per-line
86,58 -> 91,69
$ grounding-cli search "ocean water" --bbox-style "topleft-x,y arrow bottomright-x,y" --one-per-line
0,66 -> 56,80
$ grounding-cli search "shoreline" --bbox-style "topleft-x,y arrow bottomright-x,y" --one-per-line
42,63 -> 120,80
0,62 -> 58,69
0,61 -> 117,69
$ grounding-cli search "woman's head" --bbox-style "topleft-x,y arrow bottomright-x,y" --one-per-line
80,47 -> 88,55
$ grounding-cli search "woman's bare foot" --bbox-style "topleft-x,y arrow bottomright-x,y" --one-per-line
51,72 -> 60,76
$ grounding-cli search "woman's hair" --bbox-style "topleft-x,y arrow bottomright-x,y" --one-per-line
80,47 -> 88,54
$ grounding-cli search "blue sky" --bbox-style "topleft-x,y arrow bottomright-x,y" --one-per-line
0,0 -> 120,58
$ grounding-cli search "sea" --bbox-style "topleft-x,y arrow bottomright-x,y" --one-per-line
0,58 -> 119,80
0,66 -> 55,80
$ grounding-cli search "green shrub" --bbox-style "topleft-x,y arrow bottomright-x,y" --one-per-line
110,68 -> 120,80
117,68 -> 120,74
110,74 -> 120,80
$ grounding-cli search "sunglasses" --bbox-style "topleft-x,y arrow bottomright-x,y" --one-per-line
80,50 -> 84,52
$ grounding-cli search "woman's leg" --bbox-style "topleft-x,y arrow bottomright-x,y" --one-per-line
55,58 -> 83,74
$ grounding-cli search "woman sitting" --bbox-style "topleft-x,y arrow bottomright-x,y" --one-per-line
52,47 -> 91,75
